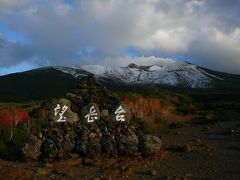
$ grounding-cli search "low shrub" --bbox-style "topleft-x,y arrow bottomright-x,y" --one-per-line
10,124 -> 29,146
0,123 -> 29,147
133,117 -> 144,129
31,118 -> 49,129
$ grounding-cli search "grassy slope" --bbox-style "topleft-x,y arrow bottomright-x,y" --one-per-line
0,68 -> 81,102
201,67 -> 240,90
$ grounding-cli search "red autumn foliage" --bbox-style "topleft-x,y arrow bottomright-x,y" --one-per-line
0,108 -> 30,127
0,109 -> 12,126
123,95 -> 194,133
123,95 -> 162,119
18,111 -> 30,123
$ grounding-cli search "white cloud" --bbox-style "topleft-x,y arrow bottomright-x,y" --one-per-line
0,0 -> 30,7
101,56 -> 174,67
0,0 -> 240,74
54,3 -> 73,17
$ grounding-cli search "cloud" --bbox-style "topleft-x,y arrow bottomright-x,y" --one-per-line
0,0 -> 32,9
0,0 -> 239,74
187,27 -> 240,73
101,56 -> 174,67
0,60 -> 39,76
0,36 -> 49,69
0,37 -> 33,67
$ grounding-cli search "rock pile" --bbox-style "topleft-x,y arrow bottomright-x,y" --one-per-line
21,75 -> 162,161
66,75 -> 120,114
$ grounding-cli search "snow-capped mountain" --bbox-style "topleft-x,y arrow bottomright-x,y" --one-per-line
54,61 -> 224,88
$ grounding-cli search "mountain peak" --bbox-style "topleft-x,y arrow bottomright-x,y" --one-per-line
127,63 -> 139,69
48,61 -> 225,88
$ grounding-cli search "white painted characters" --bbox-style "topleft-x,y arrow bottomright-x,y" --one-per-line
54,104 -> 68,122
115,105 -> 126,122
85,106 -> 98,123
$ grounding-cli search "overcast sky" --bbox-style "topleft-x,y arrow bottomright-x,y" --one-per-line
0,0 -> 240,75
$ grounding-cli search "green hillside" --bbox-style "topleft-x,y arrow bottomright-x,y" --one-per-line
0,68 -> 81,102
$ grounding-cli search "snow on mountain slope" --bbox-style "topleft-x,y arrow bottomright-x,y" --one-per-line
53,61 -> 223,88
149,65 -> 163,71
54,66 -> 90,78
101,61 -> 216,88
80,65 -> 106,75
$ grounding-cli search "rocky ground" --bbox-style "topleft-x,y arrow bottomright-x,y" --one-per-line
0,120 -> 240,180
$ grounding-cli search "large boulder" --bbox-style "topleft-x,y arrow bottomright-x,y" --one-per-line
112,104 -> 130,123
48,98 -> 79,124
117,131 -> 139,156
21,135 -> 42,161
58,98 -> 71,107
140,135 -> 162,156
80,103 -> 100,124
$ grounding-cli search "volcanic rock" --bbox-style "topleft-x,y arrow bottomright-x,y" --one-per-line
24,76 -> 163,161
127,63 -> 139,69
58,137 -> 75,158
80,103 -> 100,124
101,134 -> 117,156
21,135 -> 42,161
118,131 -> 139,156
112,104 -> 130,123
41,138 -> 59,159
101,109 -> 109,117
47,98 -> 79,124
140,135 -> 162,156
68,75 -> 120,113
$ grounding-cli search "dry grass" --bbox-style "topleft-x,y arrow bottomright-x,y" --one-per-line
142,106 -> 195,133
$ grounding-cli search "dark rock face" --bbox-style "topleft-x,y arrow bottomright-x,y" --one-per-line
127,63 -> 139,69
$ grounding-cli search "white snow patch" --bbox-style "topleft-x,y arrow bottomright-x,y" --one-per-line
149,65 -> 163,71
80,65 -> 106,75
198,68 -> 224,80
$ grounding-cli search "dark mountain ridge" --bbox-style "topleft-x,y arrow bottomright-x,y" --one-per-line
0,63 -> 239,102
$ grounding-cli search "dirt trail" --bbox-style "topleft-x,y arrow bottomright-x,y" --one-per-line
0,120 -> 240,180
151,120 -> 240,180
